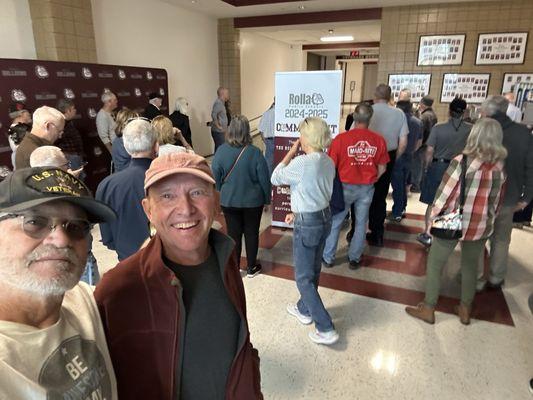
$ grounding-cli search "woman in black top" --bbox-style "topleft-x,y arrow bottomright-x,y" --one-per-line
169,97 -> 193,149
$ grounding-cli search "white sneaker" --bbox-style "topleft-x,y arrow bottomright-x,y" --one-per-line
286,303 -> 312,325
308,329 -> 339,345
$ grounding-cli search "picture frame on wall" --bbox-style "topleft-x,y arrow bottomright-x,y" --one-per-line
387,73 -> 432,102
417,34 -> 466,66
501,73 -> 533,94
441,73 -> 491,104
476,32 -> 528,65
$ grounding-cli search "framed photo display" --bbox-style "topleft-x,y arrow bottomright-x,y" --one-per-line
476,32 -> 528,65
418,34 -> 465,66
441,73 -> 490,103
501,73 -> 533,94
388,73 -> 432,102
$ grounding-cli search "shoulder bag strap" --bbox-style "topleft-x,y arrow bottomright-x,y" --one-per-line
459,155 -> 467,213
223,145 -> 248,184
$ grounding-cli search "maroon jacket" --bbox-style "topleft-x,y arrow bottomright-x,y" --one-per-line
94,229 -> 263,399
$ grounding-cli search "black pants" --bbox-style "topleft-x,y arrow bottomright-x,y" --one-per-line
368,150 -> 397,238
222,206 -> 263,268
513,199 -> 533,223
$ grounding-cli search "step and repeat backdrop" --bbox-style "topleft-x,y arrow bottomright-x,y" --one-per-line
0,58 -> 168,191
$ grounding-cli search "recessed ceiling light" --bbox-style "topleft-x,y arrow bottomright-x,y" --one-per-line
320,36 -> 354,42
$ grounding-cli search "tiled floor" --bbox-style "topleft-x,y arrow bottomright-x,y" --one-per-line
92,193 -> 533,400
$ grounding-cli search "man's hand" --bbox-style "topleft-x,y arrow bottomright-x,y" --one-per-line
288,139 -> 300,157
67,167 -> 84,178
285,213 -> 295,225
514,201 -> 528,212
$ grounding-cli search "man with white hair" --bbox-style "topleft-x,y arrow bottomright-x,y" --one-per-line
479,95 -> 533,290
398,88 -> 412,102
143,92 -> 163,121
0,166 -> 117,399
96,119 -> 157,260
15,106 -> 65,170
169,97 -> 193,148
504,92 -> 522,123
96,91 -> 118,153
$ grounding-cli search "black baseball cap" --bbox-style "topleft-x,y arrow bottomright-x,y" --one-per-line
450,97 -> 467,114
0,167 -> 116,223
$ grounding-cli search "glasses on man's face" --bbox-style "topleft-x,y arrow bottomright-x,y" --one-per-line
0,213 -> 91,241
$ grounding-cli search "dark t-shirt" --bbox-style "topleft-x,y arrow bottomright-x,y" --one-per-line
165,250 -> 240,400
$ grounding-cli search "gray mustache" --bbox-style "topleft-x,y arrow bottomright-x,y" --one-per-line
25,245 -> 81,268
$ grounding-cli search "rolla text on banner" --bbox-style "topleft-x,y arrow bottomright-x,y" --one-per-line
271,70 -> 342,227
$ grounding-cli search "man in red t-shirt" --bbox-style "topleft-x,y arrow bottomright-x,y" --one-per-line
322,103 -> 389,269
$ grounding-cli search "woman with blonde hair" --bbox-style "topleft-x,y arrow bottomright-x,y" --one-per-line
169,97 -> 193,148
152,115 -> 192,156
406,118 -> 507,325
112,107 -> 138,172
271,117 -> 338,345
212,115 -> 271,278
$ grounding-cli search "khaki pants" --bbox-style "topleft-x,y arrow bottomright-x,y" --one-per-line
485,205 -> 514,285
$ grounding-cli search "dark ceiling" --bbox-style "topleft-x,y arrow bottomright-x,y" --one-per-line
221,0 -> 309,6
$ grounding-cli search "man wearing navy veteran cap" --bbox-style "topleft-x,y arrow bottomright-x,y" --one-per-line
0,167 -> 118,399
95,152 -> 263,400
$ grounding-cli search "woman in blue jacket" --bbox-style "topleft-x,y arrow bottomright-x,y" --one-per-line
212,115 -> 271,278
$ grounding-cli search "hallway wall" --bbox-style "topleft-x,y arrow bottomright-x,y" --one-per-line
0,0 -> 36,59
240,31 -> 303,121
91,0 -> 219,156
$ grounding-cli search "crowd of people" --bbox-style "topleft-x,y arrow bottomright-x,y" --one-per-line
1,82 -> 532,398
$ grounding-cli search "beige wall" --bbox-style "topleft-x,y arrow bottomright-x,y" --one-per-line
91,0 -> 219,156
240,31 -> 303,121
0,0 -> 36,59
378,0 -> 533,120
341,60 -> 365,103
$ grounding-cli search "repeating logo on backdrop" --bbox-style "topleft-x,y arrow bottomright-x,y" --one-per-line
82,67 -> 92,79
118,69 -> 126,80
88,108 -> 97,119
35,65 -> 49,79
159,88 -> 165,96
146,71 -> 153,80
11,89 -> 27,102
347,141 -> 377,162
64,88 -> 75,99
134,88 -> 142,97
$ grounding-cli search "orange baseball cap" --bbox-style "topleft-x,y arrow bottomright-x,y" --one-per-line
144,152 -> 215,191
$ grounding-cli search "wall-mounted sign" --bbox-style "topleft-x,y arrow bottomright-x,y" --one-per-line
388,73 -> 431,102
501,72 -> 533,94
418,34 -> 465,66
441,73 -> 490,103
476,32 -> 528,65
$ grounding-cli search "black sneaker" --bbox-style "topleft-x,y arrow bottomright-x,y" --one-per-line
348,259 -> 361,270
322,258 -> 334,268
416,233 -> 432,247
486,280 -> 505,290
386,213 -> 402,223
247,264 -> 262,278
529,378 -> 533,394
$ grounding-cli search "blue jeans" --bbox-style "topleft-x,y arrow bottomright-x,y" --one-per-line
323,184 -> 374,264
211,129 -> 225,153
391,153 -> 413,217
293,208 -> 334,332
410,145 -> 426,189
79,233 -> 100,285
264,138 -> 274,176
65,153 -> 86,181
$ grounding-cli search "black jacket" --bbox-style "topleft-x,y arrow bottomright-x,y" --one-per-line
493,112 -> 533,206
143,103 -> 163,121
169,111 -> 192,148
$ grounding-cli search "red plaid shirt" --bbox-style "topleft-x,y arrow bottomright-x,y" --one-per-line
432,155 -> 506,241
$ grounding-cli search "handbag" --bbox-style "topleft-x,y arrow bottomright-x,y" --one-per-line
223,145 -> 248,183
430,156 -> 467,240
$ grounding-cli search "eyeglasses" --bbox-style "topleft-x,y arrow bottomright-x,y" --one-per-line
0,213 -> 91,241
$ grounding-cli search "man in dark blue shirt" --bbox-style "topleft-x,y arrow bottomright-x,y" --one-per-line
96,119 -> 156,260
388,100 -> 423,222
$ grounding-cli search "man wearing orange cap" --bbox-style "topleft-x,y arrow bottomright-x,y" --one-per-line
95,152 -> 263,400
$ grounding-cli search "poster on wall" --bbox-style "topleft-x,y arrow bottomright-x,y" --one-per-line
272,70 -> 342,227
417,34 -> 465,66
388,73 -> 431,102
441,73 -> 490,103
0,58 -> 168,191
501,73 -> 533,94
476,32 -> 528,65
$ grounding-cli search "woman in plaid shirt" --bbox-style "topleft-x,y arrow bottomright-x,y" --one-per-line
406,118 -> 507,325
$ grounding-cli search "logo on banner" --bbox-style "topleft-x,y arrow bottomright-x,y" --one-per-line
98,71 -> 113,79
289,93 -> 324,106
156,74 -> 166,80
11,89 -> 27,102
159,88 -> 165,96
130,73 -> 142,79
81,91 -> 98,99
35,92 -> 57,101
88,108 -> 97,119
118,69 -> 126,80
117,91 -> 131,97
146,71 -> 153,80
2,68 -> 27,77
347,141 -> 377,162
82,67 -> 92,79
57,69 -> 76,78
134,88 -> 142,97
35,65 -> 49,79
64,88 -> 75,99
